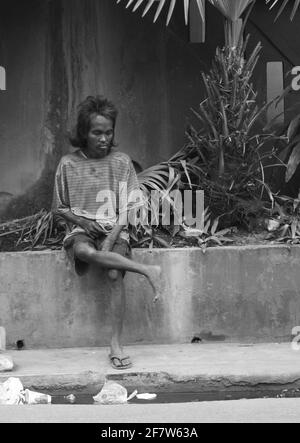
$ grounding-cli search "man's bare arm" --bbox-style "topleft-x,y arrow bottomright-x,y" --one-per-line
101,210 -> 128,251
54,209 -> 105,239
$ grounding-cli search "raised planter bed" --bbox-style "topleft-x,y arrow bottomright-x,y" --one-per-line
0,245 -> 299,349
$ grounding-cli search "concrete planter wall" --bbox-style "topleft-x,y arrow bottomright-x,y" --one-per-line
0,246 -> 300,349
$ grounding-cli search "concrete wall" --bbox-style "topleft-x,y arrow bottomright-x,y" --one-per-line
1,1 -> 300,219
2,1 -> 300,219
0,0 -> 69,218
0,0 -> 49,213
0,0 -> 223,219
1,245 -> 300,349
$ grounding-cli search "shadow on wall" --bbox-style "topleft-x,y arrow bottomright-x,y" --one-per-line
0,192 -> 14,219
0,166 -> 57,223
132,160 -> 143,174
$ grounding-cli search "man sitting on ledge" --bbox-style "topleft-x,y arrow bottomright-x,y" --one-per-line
52,95 -> 161,370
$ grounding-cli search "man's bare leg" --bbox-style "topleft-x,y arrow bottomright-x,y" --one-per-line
107,269 -> 131,368
74,242 -> 161,368
74,243 -> 161,298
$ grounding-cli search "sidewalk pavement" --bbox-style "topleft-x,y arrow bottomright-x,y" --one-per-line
1,342 -> 300,395
2,399 -> 300,423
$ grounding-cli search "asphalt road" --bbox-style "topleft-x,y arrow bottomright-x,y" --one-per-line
1,398 -> 300,423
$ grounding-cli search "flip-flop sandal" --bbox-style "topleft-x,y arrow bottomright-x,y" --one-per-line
109,355 -> 133,370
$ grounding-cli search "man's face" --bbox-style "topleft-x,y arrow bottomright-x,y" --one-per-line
86,114 -> 114,158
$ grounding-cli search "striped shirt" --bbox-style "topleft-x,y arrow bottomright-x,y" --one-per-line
52,148 -> 143,241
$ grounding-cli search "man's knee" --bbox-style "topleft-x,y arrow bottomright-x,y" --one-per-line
108,269 -> 122,281
74,243 -> 96,262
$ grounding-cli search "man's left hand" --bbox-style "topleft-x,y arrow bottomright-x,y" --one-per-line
102,236 -> 116,252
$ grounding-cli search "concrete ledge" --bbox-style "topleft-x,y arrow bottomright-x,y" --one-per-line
1,343 -> 300,395
1,245 -> 300,348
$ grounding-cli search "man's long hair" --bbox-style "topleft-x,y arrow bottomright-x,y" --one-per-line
69,95 -> 118,149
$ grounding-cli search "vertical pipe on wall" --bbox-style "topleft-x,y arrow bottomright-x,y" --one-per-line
189,0 -> 205,43
0,66 -> 6,90
266,61 -> 284,126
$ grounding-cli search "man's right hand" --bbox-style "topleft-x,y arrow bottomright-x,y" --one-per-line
79,219 -> 105,238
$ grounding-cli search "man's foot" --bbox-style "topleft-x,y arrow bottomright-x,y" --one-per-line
144,265 -> 162,302
109,345 -> 132,370
109,353 -> 132,370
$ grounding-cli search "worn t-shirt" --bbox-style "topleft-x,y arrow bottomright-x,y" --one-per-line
52,148 -> 143,241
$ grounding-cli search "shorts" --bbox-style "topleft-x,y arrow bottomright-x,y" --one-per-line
63,232 -> 132,277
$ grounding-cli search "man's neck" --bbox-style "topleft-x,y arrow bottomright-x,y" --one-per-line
80,147 -> 112,159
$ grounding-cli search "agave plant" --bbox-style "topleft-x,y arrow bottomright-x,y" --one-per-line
134,34 -> 284,229
184,36 -> 284,225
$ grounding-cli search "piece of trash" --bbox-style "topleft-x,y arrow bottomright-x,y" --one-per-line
0,378 -> 52,405
180,229 -> 203,238
93,381 -> 128,405
136,393 -> 157,400
0,327 -> 6,351
265,218 -> 280,232
64,394 -> 76,404
0,353 -> 14,372
127,389 -> 138,402
24,389 -> 51,405
153,295 -> 159,304
0,377 -> 25,405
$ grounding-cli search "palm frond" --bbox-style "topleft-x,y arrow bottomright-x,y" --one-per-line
116,0 -> 205,25
266,0 -> 300,21
117,0 -> 300,27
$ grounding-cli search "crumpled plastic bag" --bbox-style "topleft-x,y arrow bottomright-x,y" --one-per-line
93,381 -> 130,405
0,377 -> 25,405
